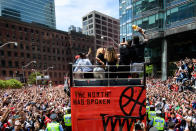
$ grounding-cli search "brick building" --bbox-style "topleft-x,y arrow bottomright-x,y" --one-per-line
0,17 -> 94,84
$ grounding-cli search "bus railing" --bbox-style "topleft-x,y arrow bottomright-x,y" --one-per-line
69,63 -> 146,87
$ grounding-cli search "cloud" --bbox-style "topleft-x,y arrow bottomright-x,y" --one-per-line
54,0 -> 71,6
55,0 -> 119,31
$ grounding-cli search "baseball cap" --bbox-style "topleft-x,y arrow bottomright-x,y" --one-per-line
156,110 -> 162,114
75,55 -> 80,60
50,113 -> 57,120
149,127 -> 158,131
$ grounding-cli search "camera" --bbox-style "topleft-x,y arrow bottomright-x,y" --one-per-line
135,120 -> 143,130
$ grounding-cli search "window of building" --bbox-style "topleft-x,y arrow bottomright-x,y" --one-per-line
102,16 -> 106,20
102,21 -> 107,25
1,60 -> 6,67
9,71 -> 13,76
102,26 -> 107,31
6,33 -> 10,38
88,14 -> 93,18
95,14 -> 100,18
15,61 -> 19,67
2,70 -> 6,76
44,55 -> 47,60
0,50 -> 4,56
95,19 -> 101,24
14,52 -> 18,57
88,19 -> 93,24
26,45 -> 29,50
48,56 -> 51,60
20,43 -> 24,49
19,26 -> 22,31
33,54 -> 36,59
24,28 -> 28,32
53,56 -> 56,61
109,18 -> 113,22
8,61 -> 12,67
20,52 -> 24,58
7,51 -> 11,57
48,48 -> 51,53
96,30 -> 101,34
89,24 -> 93,29
53,48 -> 55,53
27,53 -> 30,58
96,24 -> 101,29
83,17 -> 87,21
38,55 -> 41,60
12,25 -> 15,29
31,29 -> 34,33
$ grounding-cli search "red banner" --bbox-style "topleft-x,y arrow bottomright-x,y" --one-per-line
71,86 -> 146,131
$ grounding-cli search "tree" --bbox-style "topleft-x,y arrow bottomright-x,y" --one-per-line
0,80 -> 6,89
146,65 -> 153,76
0,79 -> 22,89
5,79 -> 23,89
27,72 -> 42,85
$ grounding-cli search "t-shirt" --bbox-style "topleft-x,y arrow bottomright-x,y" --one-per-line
96,53 -> 106,65
119,45 -> 134,65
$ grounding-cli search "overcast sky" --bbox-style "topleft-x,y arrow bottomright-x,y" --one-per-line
55,0 -> 119,31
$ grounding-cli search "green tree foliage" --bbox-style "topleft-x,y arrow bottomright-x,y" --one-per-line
146,65 -> 153,75
27,72 -> 42,84
0,80 -> 6,89
0,79 -> 22,89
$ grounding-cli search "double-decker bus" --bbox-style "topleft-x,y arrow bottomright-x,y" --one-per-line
69,64 -> 146,131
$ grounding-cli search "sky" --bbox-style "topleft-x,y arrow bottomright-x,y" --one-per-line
55,0 -> 119,31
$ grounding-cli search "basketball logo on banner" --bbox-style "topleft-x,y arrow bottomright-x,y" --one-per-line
119,86 -> 146,118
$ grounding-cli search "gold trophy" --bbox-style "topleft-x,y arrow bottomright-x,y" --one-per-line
132,25 -> 145,34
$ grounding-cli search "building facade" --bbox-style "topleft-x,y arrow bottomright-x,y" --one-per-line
0,0 -> 56,29
0,17 -> 94,84
82,10 -> 120,50
119,0 -> 196,79
68,25 -> 82,33
119,0 -> 132,41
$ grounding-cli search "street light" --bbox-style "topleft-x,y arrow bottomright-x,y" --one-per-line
43,66 -> 54,75
22,61 -> 36,84
0,42 -> 18,48
32,69 -> 38,85
101,36 -> 119,47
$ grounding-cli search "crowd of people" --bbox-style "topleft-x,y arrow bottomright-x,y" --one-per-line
0,86 -> 71,131
147,58 -> 196,131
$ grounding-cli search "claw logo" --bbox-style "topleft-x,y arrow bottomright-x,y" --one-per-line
119,86 -> 146,117
101,86 -> 146,131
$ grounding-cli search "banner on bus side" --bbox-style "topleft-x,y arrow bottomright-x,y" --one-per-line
71,86 -> 146,131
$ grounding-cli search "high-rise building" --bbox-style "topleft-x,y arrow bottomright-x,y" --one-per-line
119,0 -> 132,41
0,0 -> 56,29
82,10 -> 120,50
119,0 -> 196,80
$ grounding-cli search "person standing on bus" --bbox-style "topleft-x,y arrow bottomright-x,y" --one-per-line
74,53 -> 93,78
118,39 -> 134,78
104,46 -> 118,78
93,48 -> 106,78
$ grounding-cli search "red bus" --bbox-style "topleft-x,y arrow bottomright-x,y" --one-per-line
69,64 -> 146,131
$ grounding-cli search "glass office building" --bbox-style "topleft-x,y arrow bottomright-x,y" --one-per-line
119,0 -> 196,79
0,0 -> 56,29
119,0 -> 132,41
119,0 -> 196,40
